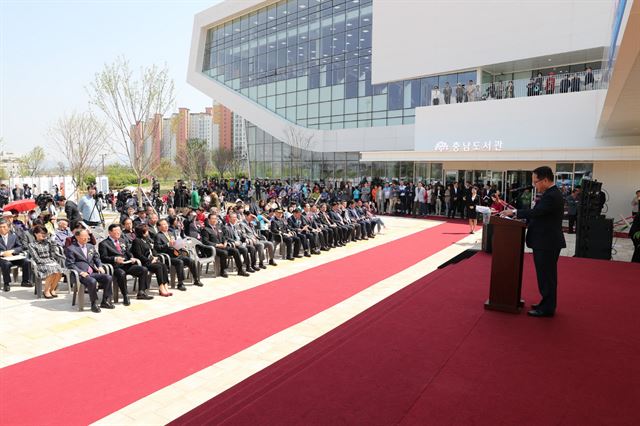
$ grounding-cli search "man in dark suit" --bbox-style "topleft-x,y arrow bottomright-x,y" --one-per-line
329,202 -> 353,243
65,229 -> 114,313
98,224 -> 152,305
288,208 -> 316,256
200,213 -> 247,277
270,209 -> 300,260
59,196 -> 81,229
224,213 -> 257,272
154,218 -> 202,290
0,218 -> 32,291
502,166 -> 566,317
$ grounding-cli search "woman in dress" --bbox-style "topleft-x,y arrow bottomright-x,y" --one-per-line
130,224 -> 172,297
27,225 -> 64,299
466,187 -> 480,234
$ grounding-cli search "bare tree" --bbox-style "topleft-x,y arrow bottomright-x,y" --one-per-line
177,139 -> 211,181
48,112 -> 110,194
87,56 -> 175,204
20,146 -> 46,177
283,125 -> 314,180
211,147 -> 235,178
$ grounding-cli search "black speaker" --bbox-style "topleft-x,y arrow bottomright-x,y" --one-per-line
575,218 -> 613,260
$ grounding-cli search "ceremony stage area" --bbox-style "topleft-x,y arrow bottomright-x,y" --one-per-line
0,218 -> 475,425
172,253 -> 640,426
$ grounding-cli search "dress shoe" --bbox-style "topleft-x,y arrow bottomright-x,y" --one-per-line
527,309 -> 554,318
295,254 -> 303,258
193,281 -> 204,287
269,260 -> 277,266
3,284 -> 10,292
287,257 -> 295,261
219,271 -> 229,278
259,263 -> 267,269
246,267 -> 255,273
122,294 -> 131,306
91,303 -> 101,313
177,284 -> 187,291
239,270 -> 250,277
43,293 -> 54,299
304,252 -> 311,257
100,301 -> 115,309
52,293 -> 59,298
531,303 -> 540,310
21,282 -> 33,287
137,293 -> 154,300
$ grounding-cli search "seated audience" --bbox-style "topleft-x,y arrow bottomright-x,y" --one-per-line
27,225 -> 64,298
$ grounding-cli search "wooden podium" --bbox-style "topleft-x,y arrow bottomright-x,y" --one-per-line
485,215 -> 527,313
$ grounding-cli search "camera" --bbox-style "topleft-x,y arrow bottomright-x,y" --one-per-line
35,193 -> 54,211
116,189 -> 133,213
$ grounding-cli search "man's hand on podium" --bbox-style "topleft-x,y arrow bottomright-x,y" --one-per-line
500,209 -> 516,218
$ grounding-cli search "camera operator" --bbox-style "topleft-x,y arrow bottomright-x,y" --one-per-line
77,185 -> 101,227
58,196 -> 81,229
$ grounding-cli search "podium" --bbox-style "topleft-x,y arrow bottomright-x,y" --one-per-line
485,215 -> 527,313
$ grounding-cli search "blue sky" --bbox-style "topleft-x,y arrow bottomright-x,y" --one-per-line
0,0 -> 222,160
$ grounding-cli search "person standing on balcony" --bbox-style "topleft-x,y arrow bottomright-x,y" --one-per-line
570,74 -> 581,92
534,72 -> 544,95
455,83 -> 464,103
560,74 -> 571,93
443,82 -> 452,104
527,78 -> 536,96
465,80 -> 475,102
505,81 -> 515,98
431,85 -> 440,105
584,67 -> 595,90
496,81 -> 504,99
545,72 -> 556,94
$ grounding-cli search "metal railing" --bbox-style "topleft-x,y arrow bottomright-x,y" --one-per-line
430,69 -> 606,106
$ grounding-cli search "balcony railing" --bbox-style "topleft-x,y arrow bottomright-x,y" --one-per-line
430,69 -> 607,106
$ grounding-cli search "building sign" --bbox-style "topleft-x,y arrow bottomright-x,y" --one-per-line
434,140 -> 503,152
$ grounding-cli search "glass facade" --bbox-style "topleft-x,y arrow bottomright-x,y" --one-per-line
203,0 -> 475,130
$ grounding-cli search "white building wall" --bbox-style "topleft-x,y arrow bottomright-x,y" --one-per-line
372,0 -> 614,84
414,90 -> 638,154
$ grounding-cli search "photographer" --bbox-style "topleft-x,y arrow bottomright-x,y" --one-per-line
59,196 -> 81,229
77,185 -> 101,227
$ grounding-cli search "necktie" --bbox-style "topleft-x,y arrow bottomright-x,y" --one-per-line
82,245 -> 93,274
114,239 -> 122,254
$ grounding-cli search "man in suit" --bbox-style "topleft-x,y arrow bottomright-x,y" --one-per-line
224,212 -> 257,272
270,209 -> 300,260
59,196 -> 81,229
501,166 -> 566,317
329,202 -> 353,243
318,203 -> 343,246
98,224 -> 153,306
200,213 -> 248,277
154,218 -> 202,290
65,229 -> 114,313
288,208 -> 316,256
0,218 -> 32,291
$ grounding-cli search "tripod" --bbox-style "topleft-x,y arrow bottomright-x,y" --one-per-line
87,195 -> 106,228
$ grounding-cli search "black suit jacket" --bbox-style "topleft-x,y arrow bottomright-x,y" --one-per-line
130,237 -> 156,266
154,231 -> 177,257
98,237 -> 134,265
65,243 -> 104,273
0,232 -> 24,254
200,223 -> 226,247
516,185 -> 566,250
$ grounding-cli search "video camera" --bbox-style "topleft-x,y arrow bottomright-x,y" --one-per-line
116,189 -> 133,213
35,193 -> 54,210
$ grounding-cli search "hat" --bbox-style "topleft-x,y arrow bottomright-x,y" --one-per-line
235,199 -> 244,204
2,211 -> 12,217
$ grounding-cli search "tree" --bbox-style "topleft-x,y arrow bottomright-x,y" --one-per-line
155,158 -> 177,182
177,138 -> 210,182
87,56 -> 175,205
19,146 -> 46,177
283,125 -> 314,180
211,147 -> 235,178
48,112 -> 110,194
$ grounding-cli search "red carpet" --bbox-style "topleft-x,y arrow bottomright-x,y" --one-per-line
171,253 -> 640,426
0,222 -> 469,425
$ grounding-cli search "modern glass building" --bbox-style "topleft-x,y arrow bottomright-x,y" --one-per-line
188,0 -> 640,220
